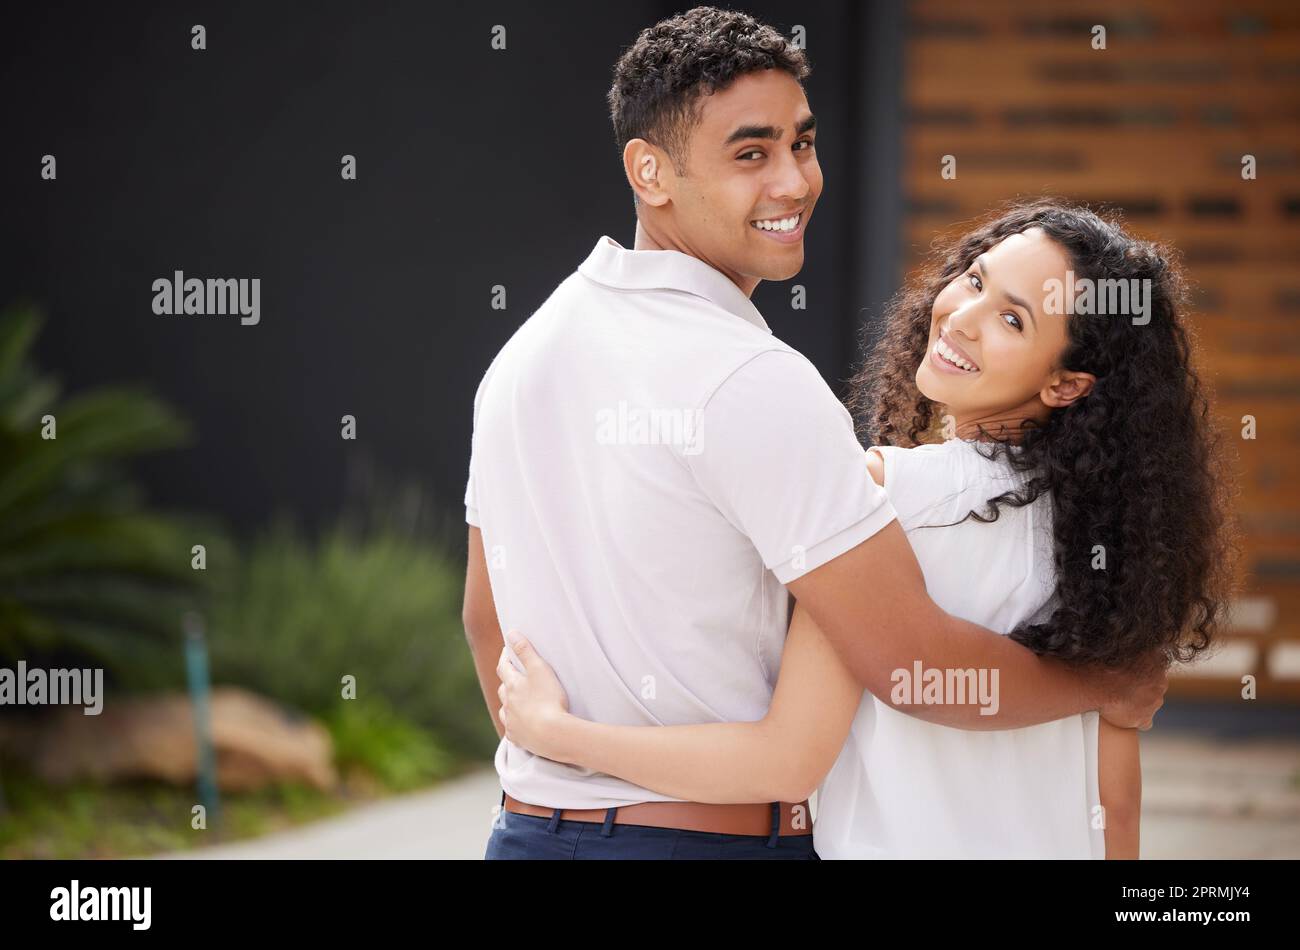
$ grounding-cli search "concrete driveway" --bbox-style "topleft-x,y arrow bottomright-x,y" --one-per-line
163,730 -> 1300,860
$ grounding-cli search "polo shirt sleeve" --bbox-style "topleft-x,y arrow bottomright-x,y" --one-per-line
464,450 -> 480,527
464,368 -> 487,528
684,349 -> 897,584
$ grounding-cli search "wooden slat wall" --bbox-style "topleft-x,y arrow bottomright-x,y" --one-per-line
901,0 -> 1300,701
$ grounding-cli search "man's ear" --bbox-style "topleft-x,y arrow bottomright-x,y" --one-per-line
1041,369 -> 1097,409
623,138 -> 672,208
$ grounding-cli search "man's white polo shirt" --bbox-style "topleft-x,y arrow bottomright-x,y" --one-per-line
466,235 -> 896,809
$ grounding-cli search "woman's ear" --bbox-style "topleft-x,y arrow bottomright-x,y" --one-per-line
1041,369 -> 1097,409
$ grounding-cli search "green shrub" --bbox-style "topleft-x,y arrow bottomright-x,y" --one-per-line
0,301 -> 493,809
0,305 -> 222,674
206,518 -> 497,763
325,696 -> 456,791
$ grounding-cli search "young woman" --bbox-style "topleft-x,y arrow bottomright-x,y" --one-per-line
495,201 -> 1237,858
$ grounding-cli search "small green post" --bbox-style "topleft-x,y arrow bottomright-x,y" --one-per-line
183,610 -> 221,829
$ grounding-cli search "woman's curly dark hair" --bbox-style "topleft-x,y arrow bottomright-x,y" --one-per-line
607,6 -> 809,177
847,199 -> 1240,670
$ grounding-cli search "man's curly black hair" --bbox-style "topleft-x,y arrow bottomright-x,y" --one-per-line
848,199 -> 1241,672
608,6 -> 809,181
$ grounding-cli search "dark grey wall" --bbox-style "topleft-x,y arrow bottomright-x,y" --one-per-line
2,1 -> 902,533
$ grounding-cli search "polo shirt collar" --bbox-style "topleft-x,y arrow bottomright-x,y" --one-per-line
578,235 -> 772,334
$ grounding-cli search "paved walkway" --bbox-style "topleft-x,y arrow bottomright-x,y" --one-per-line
164,769 -> 502,859
163,732 -> 1300,859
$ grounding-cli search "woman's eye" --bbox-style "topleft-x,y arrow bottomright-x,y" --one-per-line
967,272 -> 982,291
1002,312 -> 1023,331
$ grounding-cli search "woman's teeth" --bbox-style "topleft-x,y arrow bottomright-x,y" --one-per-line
750,213 -> 801,232
935,339 -> 978,372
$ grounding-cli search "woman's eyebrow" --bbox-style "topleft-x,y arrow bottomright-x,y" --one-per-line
976,254 -> 1039,330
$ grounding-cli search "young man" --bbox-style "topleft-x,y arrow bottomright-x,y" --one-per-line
462,6 -> 1165,860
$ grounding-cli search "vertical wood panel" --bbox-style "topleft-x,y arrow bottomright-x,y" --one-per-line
902,0 -> 1300,700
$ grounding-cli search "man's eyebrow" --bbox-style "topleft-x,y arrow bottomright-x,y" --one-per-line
724,123 -> 780,145
976,255 -> 1038,330
723,113 -> 817,146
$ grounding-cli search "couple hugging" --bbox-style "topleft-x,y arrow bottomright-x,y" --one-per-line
461,6 -> 1234,860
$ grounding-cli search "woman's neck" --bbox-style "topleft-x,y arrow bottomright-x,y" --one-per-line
951,405 -> 1049,444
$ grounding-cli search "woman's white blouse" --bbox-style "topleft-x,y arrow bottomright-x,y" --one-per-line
814,437 -> 1105,859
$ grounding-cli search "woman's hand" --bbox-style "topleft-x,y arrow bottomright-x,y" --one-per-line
1096,649 -> 1168,730
496,631 -> 572,761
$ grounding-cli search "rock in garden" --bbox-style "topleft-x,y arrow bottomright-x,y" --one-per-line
0,687 -> 337,791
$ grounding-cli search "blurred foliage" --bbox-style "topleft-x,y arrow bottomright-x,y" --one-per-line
203,515 -> 497,762
0,305 -> 225,673
0,303 -> 495,856
0,764 -> 347,859
325,696 -> 456,792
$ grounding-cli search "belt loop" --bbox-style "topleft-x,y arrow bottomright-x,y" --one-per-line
766,802 -> 781,848
547,807 -> 563,834
493,788 -> 507,832
600,806 -> 618,837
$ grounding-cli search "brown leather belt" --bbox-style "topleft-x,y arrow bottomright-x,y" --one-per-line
503,793 -> 812,837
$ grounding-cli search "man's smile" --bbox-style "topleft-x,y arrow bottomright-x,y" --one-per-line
749,210 -> 805,242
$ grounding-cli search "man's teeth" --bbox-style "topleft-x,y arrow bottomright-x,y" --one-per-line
935,339 -> 978,372
751,213 -> 801,232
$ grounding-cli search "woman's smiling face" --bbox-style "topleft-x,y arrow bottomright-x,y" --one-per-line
915,227 -> 1091,431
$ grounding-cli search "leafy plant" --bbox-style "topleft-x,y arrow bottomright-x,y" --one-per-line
206,516 -> 497,761
325,696 -> 455,791
0,305 -> 219,671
